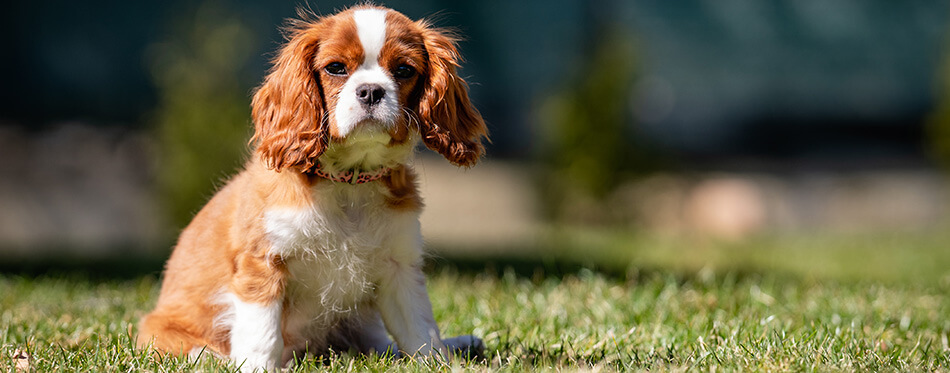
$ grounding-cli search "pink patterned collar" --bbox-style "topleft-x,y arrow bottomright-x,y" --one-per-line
309,164 -> 392,184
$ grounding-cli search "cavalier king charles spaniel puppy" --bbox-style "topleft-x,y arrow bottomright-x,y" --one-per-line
138,5 -> 487,371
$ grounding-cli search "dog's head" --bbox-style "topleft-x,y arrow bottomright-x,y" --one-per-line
251,5 -> 487,174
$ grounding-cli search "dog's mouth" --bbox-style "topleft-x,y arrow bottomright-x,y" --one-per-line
355,116 -> 392,130
346,123 -> 393,144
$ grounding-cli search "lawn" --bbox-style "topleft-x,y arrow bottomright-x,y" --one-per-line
2,230 -> 949,371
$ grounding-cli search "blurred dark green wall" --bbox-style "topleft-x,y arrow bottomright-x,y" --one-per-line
2,0 -> 948,162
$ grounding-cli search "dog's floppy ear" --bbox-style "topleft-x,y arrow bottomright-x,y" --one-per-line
415,23 -> 489,167
251,21 -> 327,173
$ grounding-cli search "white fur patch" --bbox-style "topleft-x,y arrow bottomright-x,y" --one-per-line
354,9 -> 387,64
262,183 -> 425,353
318,131 -> 417,174
335,8 -> 399,137
225,293 -> 283,372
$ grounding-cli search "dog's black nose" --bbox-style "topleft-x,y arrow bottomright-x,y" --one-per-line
356,84 -> 385,107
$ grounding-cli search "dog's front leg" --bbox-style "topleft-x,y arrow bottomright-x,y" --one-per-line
228,253 -> 286,372
376,262 -> 447,358
375,226 -> 447,358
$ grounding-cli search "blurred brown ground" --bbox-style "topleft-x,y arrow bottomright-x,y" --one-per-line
0,125 -> 947,258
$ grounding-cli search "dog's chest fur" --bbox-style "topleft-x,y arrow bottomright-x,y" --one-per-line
263,182 -> 420,338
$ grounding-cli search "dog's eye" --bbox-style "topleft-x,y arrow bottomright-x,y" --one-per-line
324,62 -> 347,76
393,64 -> 416,79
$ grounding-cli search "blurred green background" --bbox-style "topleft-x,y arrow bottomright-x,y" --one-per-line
1,0 -> 949,283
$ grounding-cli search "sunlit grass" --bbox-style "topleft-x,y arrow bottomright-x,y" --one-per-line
2,231 -> 950,371
534,228 -> 950,285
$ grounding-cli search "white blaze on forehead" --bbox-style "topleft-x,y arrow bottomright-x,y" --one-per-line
353,9 -> 388,67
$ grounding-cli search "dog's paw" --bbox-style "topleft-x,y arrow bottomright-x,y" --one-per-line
442,335 -> 484,359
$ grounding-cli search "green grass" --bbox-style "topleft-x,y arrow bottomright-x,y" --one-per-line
3,231 -> 950,371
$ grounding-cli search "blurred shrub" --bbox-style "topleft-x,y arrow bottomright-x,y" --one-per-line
929,31 -> 950,172
148,1 -> 257,229
535,30 -> 664,224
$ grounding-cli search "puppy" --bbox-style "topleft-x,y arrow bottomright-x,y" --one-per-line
138,5 -> 488,371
